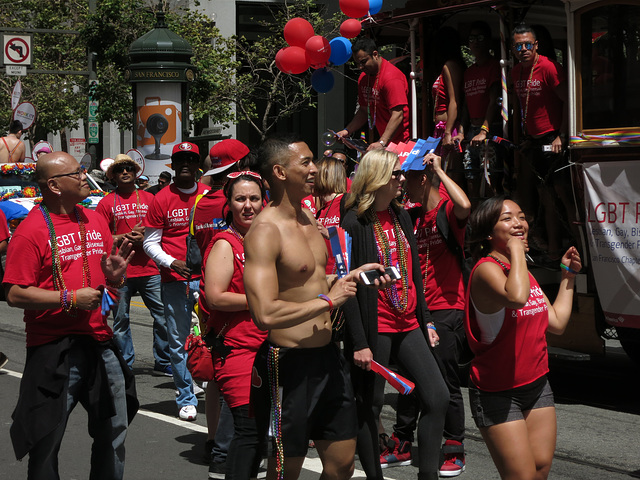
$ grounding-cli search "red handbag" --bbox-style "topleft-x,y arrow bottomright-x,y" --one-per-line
185,333 -> 215,382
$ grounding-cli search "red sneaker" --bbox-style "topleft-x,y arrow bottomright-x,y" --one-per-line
439,439 -> 465,477
380,433 -> 412,468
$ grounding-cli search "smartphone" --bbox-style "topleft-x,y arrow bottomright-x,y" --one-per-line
359,266 -> 401,285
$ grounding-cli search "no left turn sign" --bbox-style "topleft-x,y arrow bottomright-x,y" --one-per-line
3,35 -> 32,66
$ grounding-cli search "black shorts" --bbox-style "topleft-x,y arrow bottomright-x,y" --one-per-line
251,341 -> 358,458
468,375 -> 555,428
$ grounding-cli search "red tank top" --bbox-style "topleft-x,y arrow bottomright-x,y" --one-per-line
465,256 -> 549,391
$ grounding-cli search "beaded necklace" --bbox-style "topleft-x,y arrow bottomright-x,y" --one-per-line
267,346 -> 284,480
419,217 -> 431,294
373,208 -> 409,312
367,74 -> 380,129
521,53 -> 540,135
226,223 -> 245,244
112,189 -> 141,233
487,254 -> 510,271
40,204 -> 91,293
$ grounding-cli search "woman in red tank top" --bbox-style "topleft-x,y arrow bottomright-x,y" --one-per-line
201,171 -> 267,480
465,196 -> 581,480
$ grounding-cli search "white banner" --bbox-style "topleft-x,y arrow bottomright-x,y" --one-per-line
583,160 -> 640,329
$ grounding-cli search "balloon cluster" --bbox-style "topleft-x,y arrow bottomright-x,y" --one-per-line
275,0 -> 383,93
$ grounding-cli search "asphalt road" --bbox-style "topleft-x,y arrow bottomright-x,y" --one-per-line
1,298 -> 639,480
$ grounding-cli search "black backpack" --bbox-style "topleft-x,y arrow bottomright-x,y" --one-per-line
434,200 -> 472,286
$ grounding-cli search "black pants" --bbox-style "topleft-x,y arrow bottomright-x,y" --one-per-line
355,328 -> 449,479
226,404 -> 262,480
395,310 -> 466,443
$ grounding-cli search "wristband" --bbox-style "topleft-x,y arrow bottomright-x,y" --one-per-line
107,275 -> 127,289
480,125 -> 490,133
560,263 -> 579,275
318,294 -> 334,310
427,323 -> 436,331
379,139 -> 386,147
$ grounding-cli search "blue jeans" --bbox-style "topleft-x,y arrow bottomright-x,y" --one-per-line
111,274 -> 169,369
162,279 -> 199,408
27,347 -> 128,480
211,398 -> 234,462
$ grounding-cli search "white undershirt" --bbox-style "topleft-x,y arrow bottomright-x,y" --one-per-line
142,183 -> 201,268
471,295 -> 505,344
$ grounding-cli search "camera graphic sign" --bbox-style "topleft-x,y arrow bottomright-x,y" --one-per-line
134,83 -> 183,185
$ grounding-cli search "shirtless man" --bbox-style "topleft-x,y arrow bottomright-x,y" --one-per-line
245,134 -> 388,480
0,120 -> 26,163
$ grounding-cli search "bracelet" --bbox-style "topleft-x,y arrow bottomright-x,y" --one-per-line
318,294 -> 334,310
107,275 -> 127,289
379,139 -> 386,147
560,263 -> 579,275
426,323 -> 436,331
72,290 -> 77,310
480,125 -> 490,133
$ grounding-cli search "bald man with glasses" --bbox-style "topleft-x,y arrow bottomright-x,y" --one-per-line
4,151 -> 137,479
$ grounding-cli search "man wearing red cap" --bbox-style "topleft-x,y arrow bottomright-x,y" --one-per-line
143,142 -> 209,421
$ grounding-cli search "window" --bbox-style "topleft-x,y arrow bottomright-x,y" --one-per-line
578,3 -> 640,131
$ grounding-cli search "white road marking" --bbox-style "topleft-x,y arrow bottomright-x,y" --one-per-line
3,367 -> 366,477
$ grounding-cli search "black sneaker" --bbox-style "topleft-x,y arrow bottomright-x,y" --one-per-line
208,461 -> 226,479
202,439 -> 215,464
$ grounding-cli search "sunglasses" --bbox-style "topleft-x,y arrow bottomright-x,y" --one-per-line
227,170 -> 262,180
391,169 -> 404,179
469,34 -> 486,43
514,42 -> 535,52
49,165 -> 87,180
113,164 -> 136,174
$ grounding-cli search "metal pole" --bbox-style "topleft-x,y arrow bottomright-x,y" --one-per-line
499,16 -> 509,139
409,18 -> 419,139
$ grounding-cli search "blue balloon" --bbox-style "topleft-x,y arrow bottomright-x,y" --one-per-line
369,0 -> 383,15
329,37 -> 352,66
311,68 -> 335,93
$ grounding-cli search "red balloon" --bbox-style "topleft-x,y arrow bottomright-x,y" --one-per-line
305,36 -> 331,68
339,0 -> 370,18
340,19 -> 362,39
284,17 -> 315,48
278,46 -> 310,74
275,48 -> 287,71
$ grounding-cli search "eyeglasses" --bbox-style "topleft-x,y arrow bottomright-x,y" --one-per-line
227,170 -> 262,180
514,42 -> 535,52
113,164 -> 136,174
391,169 -> 404,179
469,34 -> 486,43
49,165 -> 87,180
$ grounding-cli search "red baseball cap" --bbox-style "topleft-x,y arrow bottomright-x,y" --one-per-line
205,139 -> 250,176
171,142 -> 200,162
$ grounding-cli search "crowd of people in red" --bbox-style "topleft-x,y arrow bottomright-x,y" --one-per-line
3,22 -> 582,480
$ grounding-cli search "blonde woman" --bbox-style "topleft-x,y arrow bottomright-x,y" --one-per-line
341,149 -> 449,480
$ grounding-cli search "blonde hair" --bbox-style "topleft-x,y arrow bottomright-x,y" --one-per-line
345,149 -> 399,217
314,158 -> 347,197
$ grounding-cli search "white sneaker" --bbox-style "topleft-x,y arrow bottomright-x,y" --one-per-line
193,381 -> 205,397
179,405 -> 197,421
175,382 -> 205,397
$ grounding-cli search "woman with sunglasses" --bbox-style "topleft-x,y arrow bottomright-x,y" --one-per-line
341,149 -> 449,480
199,171 -> 267,480
465,196 -> 580,480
